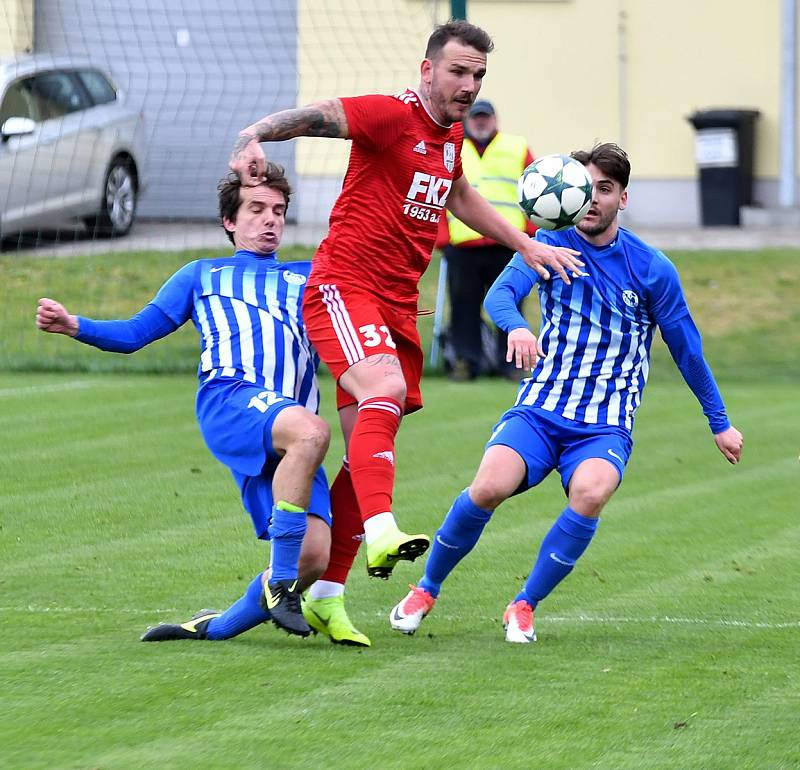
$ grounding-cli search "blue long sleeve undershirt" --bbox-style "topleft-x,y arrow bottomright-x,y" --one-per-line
484,276 -> 530,334
484,279 -> 729,435
75,304 -> 179,353
659,317 -> 729,434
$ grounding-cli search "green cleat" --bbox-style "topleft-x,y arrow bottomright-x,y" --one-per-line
302,595 -> 371,647
141,609 -> 221,642
366,527 -> 430,579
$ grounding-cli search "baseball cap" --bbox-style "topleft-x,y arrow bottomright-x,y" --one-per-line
468,99 -> 495,117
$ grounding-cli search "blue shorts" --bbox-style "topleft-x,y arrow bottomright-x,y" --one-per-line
486,405 -> 633,493
196,377 -> 332,540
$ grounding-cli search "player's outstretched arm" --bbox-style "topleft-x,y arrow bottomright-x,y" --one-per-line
36,298 -> 78,337
446,176 -> 584,283
37,298 -> 179,354
714,425 -> 743,465
230,99 -> 349,185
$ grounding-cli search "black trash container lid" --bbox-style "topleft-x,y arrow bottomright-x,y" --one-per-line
688,109 -> 760,129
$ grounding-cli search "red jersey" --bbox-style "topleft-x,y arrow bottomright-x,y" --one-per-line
310,89 -> 464,311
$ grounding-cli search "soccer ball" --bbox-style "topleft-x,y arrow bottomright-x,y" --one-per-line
518,154 -> 593,231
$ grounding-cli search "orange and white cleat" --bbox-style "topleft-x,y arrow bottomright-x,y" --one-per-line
502,599 -> 537,643
389,584 -> 436,634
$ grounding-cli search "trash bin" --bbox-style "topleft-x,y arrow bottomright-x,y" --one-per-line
687,109 -> 760,226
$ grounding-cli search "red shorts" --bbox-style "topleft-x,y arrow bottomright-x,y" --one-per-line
302,283 -> 424,413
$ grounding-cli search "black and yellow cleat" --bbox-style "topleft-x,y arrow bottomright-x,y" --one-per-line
140,609 -> 221,642
261,579 -> 312,637
366,528 -> 430,579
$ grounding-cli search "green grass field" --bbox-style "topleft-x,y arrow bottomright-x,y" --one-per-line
1,246 -> 798,768
2,374 -> 798,769
3,245 -> 800,380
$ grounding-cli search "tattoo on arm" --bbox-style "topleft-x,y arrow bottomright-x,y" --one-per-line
231,132 -> 256,161
252,99 -> 348,142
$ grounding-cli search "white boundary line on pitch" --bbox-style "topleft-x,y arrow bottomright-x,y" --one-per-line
0,606 -> 179,615
367,610 -> 799,630
5,606 -> 797,630
0,381 -> 100,398
545,615 -> 800,630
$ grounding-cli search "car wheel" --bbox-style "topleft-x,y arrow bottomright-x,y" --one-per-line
86,160 -> 137,237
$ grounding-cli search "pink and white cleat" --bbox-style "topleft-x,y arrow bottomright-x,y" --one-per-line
389,584 -> 436,634
503,599 -> 537,643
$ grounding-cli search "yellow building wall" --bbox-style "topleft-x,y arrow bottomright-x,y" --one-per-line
469,0 -> 780,177
622,0 -> 778,178
0,0 -> 33,56
299,0 -> 785,182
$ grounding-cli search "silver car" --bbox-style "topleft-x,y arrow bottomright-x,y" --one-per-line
0,55 -> 146,240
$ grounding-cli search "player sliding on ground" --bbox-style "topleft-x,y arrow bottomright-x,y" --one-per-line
228,20 -> 585,584
390,143 -> 744,643
36,164 -> 368,646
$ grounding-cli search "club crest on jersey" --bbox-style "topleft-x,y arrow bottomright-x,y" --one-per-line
282,271 -> 307,286
443,142 -> 455,172
622,290 -> 639,308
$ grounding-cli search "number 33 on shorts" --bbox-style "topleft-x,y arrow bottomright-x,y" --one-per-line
359,323 -> 396,349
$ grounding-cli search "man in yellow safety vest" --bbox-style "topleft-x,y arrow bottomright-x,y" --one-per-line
438,99 -> 536,381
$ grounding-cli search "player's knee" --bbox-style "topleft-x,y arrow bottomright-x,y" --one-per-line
468,478 -> 508,511
370,374 -> 406,404
568,480 -> 612,515
289,414 -> 331,465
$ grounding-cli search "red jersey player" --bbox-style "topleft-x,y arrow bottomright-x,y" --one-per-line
229,21 -> 584,646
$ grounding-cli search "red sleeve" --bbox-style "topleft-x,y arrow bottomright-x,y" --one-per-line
341,95 -> 408,152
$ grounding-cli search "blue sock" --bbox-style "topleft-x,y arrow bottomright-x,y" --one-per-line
206,573 -> 270,640
419,489 -> 493,598
267,501 -> 307,582
517,507 -> 599,607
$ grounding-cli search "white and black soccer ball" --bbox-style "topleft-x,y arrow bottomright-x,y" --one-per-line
518,154 -> 593,231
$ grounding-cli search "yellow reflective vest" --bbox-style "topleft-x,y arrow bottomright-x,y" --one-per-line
448,132 -> 530,245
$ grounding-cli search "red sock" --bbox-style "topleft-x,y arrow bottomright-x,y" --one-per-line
320,463 -> 364,585
348,396 -> 402,521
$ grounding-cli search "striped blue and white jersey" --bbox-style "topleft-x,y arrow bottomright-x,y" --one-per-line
152,250 -> 320,411
485,227 -> 691,431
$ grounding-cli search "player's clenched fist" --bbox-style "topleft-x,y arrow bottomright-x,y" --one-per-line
36,297 -> 79,337
714,425 -> 744,465
230,132 -> 266,186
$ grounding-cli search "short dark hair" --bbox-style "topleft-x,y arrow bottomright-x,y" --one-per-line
571,143 -> 630,189
218,162 -> 292,245
425,20 -> 494,60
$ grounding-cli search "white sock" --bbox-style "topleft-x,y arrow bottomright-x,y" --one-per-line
363,511 -> 397,544
307,580 -> 345,601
